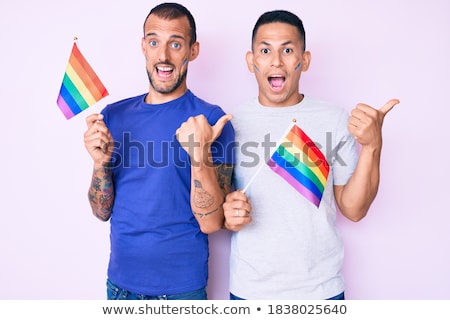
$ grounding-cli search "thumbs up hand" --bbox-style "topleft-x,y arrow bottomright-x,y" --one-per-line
176,114 -> 233,164
348,99 -> 399,148
211,114 -> 234,142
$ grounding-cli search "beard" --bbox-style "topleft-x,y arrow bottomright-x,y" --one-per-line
147,68 -> 188,94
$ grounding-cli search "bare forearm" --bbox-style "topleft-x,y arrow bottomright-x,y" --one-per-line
191,162 -> 233,234
336,146 -> 381,221
88,166 -> 114,221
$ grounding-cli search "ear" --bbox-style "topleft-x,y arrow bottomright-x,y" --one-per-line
188,41 -> 200,61
141,37 -> 146,56
300,51 -> 311,72
246,51 -> 255,73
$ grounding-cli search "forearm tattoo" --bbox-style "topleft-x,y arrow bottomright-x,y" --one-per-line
216,163 -> 233,195
193,180 -> 214,208
88,167 -> 114,221
194,206 -> 220,218
192,164 -> 234,218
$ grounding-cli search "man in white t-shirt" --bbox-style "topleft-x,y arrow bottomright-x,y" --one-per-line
223,9 -> 399,300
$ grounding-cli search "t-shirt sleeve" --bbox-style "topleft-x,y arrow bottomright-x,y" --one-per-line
208,107 -> 236,165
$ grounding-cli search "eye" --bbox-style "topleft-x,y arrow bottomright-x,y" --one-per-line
283,48 -> 293,54
149,40 -> 157,47
261,48 -> 270,54
171,42 -> 181,49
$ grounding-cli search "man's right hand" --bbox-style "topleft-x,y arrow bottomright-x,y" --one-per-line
223,190 -> 252,232
84,113 -> 114,168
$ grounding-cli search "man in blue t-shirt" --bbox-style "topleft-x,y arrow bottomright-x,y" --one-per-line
83,3 -> 234,300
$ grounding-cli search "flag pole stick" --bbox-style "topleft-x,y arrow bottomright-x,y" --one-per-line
242,162 -> 264,193
242,118 -> 297,193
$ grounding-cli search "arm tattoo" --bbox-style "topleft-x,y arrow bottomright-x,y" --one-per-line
192,164 -> 233,219
216,163 -> 234,195
193,206 -> 220,218
193,180 -> 214,208
88,167 -> 114,221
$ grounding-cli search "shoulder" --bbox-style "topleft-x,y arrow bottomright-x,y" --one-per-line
302,96 -> 349,117
229,98 -> 258,121
102,93 -> 146,114
187,90 -> 227,119
301,96 -> 351,131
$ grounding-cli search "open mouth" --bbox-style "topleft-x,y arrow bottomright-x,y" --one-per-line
156,65 -> 174,78
268,75 -> 285,90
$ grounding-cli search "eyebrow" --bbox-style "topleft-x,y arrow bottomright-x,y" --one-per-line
259,40 -> 293,46
144,32 -> 185,41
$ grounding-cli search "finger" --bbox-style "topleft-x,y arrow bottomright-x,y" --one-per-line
85,129 -> 112,146
379,98 -> 400,115
237,205 -> 252,216
224,217 -> 251,232
230,206 -> 251,218
223,197 -> 251,215
101,140 -> 110,153
347,116 -> 360,128
225,190 -> 248,202
93,120 -> 111,135
231,198 -> 251,209
354,104 -> 378,118
212,114 -> 233,140
350,108 -> 366,121
86,113 -> 104,128
234,211 -> 251,219
86,136 -> 107,152
85,119 -> 109,141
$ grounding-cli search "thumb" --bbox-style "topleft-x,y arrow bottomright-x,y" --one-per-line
212,114 -> 233,140
379,98 -> 400,116
86,113 -> 103,128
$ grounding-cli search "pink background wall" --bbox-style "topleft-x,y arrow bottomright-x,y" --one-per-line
1,0 -> 449,299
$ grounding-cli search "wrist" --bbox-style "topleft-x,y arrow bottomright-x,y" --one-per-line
360,143 -> 382,156
93,163 -> 112,175
191,149 -> 213,168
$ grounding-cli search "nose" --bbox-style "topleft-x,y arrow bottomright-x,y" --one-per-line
270,51 -> 282,67
157,45 -> 169,62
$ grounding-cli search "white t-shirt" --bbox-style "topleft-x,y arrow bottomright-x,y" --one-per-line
229,96 -> 358,299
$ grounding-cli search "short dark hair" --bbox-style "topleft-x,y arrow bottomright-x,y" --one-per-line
251,10 -> 306,51
143,2 -> 197,46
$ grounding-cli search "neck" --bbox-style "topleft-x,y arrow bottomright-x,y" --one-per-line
145,87 -> 188,104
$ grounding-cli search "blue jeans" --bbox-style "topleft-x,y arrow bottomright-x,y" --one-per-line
107,279 -> 207,300
230,291 -> 345,300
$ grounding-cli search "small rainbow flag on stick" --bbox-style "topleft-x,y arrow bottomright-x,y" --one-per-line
57,39 -> 108,119
267,122 -> 330,207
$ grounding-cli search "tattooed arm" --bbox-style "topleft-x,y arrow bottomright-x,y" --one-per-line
87,167 -> 114,221
177,114 -> 233,234
191,163 -> 233,233
84,113 -> 115,221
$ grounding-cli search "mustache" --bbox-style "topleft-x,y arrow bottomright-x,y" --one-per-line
155,61 -> 175,67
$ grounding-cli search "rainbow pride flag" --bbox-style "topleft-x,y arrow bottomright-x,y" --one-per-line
57,42 -> 108,119
267,124 -> 330,207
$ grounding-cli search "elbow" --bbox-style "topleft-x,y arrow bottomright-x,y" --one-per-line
199,216 -> 224,234
88,198 -> 112,222
94,211 -> 111,222
91,206 -> 112,222
88,192 -> 113,222
347,213 -> 366,222
199,222 -> 222,234
336,194 -> 373,222
341,206 -> 369,222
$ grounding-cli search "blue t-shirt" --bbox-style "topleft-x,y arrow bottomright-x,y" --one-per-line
101,90 -> 235,295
